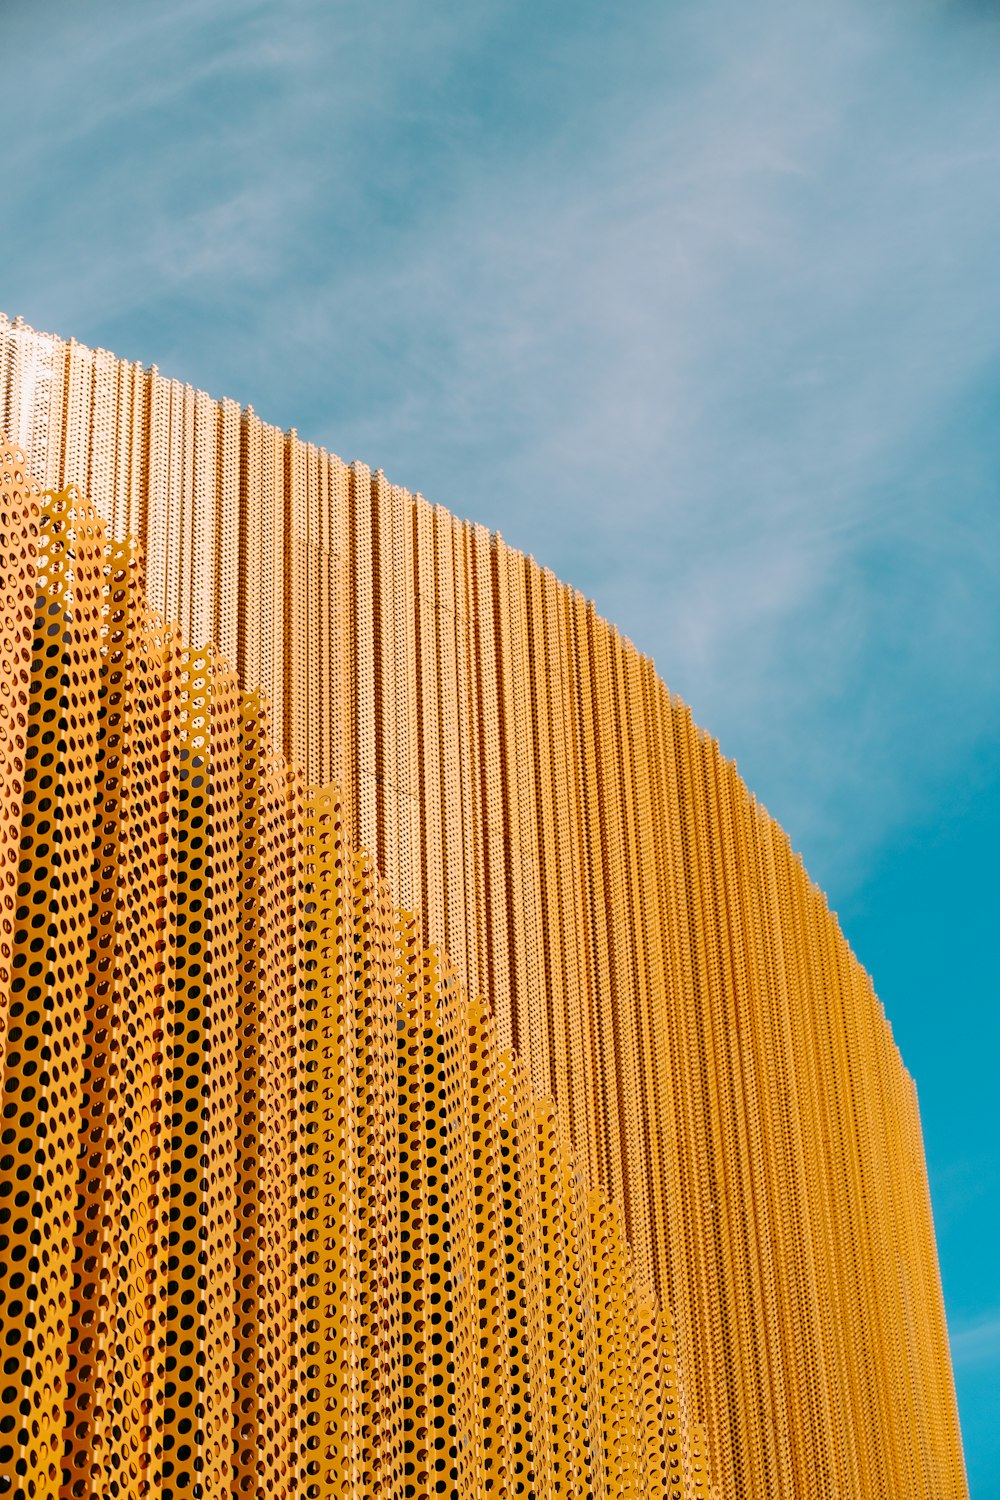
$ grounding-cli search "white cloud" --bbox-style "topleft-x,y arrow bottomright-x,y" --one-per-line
6,0 -> 1000,902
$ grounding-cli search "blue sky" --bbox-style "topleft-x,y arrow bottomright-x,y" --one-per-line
5,0 -> 999,1487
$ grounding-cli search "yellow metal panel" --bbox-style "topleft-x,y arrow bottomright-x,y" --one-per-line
414,493 -> 444,952
0,439 -> 38,1017
350,462 -> 376,862
1,484 -> 103,1497
0,309 -> 971,1500
216,398 -> 241,671
434,506 -> 467,980
60,337 -> 93,492
469,522 -> 511,1048
88,345 -> 116,536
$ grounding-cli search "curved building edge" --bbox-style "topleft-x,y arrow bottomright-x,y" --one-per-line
0,313 -> 969,1499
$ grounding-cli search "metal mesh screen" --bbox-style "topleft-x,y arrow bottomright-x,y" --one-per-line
1,445 -> 697,1498
0,309 -> 970,1499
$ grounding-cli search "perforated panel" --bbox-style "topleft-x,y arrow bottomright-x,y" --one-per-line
0,307 -> 971,1500
1,458 -> 702,1498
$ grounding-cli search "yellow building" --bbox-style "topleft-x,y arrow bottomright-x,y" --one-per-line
0,312 -> 967,1498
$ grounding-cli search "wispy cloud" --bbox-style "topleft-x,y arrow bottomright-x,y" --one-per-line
283,0 -> 1000,892
5,0 -> 1000,902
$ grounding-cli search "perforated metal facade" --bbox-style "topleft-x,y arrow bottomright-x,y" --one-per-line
0,312 -> 969,1499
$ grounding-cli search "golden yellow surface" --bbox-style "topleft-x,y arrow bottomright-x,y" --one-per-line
0,311 -> 969,1499
0,447 -> 692,1499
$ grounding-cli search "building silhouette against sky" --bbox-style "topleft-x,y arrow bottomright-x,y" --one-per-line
0,313 -> 968,1498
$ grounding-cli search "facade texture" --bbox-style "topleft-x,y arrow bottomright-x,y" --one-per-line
0,312 -> 968,1499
